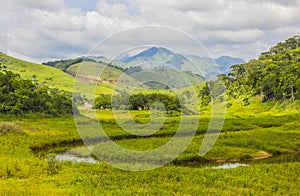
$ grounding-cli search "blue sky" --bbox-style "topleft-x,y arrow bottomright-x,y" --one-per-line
65,0 -> 98,11
0,0 -> 299,63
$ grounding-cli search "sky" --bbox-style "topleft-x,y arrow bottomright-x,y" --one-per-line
0,0 -> 300,63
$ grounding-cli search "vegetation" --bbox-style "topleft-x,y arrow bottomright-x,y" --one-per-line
225,36 -> 300,102
43,57 -> 126,72
0,53 -> 114,95
0,36 -> 300,195
195,36 -> 300,107
0,67 -> 75,116
95,93 -> 181,111
66,61 -> 130,82
0,105 -> 299,194
42,57 -> 94,71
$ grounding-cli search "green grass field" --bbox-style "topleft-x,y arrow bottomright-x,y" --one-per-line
0,99 -> 299,195
0,53 -> 299,195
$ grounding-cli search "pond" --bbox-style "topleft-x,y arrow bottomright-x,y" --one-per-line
54,146 -> 97,164
209,163 -> 248,169
52,145 -> 300,169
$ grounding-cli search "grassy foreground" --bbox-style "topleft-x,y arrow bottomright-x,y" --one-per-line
0,103 -> 299,195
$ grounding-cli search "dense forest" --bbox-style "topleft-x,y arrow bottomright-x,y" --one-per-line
197,36 -> 300,106
0,66 -> 76,116
226,36 -> 300,103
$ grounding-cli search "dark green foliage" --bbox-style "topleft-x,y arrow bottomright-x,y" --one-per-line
95,94 -> 112,109
43,57 -> 125,73
226,35 -> 300,102
43,57 -> 96,71
198,83 -> 211,106
107,63 -> 126,72
95,93 -> 181,111
0,68 -> 75,116
129,93 -> 180,111
143,81 -> 170,89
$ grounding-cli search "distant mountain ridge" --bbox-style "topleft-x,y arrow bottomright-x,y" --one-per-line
118,47 -> 245,76
43,47 -> 245,79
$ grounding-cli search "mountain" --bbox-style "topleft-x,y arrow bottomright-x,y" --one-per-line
123,47 -> 173,63
42,47 -> 244,81
215,56 -> 245,66
184,55 -> 245,75
119,47 -> 245,77
119,47 -> 184,70
215,56 -> 245,74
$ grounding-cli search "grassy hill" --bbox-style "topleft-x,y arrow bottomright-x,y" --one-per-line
0,53 -> 186,98
66,61 -> 204,92
0,53 -> 114,95
129,68 -> 204,89
67,61 -> 133,83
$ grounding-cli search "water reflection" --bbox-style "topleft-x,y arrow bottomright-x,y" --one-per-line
209,163 -> 248,169
55,145 -> 98,164
55,153 -> 98,164
54,145 -> 300,169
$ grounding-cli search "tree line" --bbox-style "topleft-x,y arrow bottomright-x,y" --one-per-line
0,66 -> 77,116
198,35 -> 300,105
95,93 -> 181,111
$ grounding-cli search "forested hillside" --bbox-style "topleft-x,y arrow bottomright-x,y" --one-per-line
222,36 -> 300,103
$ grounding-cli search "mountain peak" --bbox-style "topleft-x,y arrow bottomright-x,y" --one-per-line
156,47 -> 173,55
122,47 -> 174,63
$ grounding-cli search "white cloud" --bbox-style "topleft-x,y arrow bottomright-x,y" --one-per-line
1,0 -> 65,11
0,0 -> 299,62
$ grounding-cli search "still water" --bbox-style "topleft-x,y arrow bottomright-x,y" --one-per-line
53,145 -> 300,169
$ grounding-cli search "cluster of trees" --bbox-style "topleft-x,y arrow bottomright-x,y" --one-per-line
128,93 -> 180,111
107,63 -> 126,72
94,94 -> 112,110
95,93 -> 181,111
43,57 -> 96,71
224,36 -> 300,103
0,67 -> 76,116
198,36 -> 300,105
43,57 -> 126,72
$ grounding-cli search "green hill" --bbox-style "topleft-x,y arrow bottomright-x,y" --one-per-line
128,68 -> 204,89
0,53 -> 114,95
67,61 -> 128,82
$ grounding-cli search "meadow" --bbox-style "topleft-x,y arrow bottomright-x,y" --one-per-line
0,100 -> 299,195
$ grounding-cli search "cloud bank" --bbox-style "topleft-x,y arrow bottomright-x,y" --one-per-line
0,0 -> 299,62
